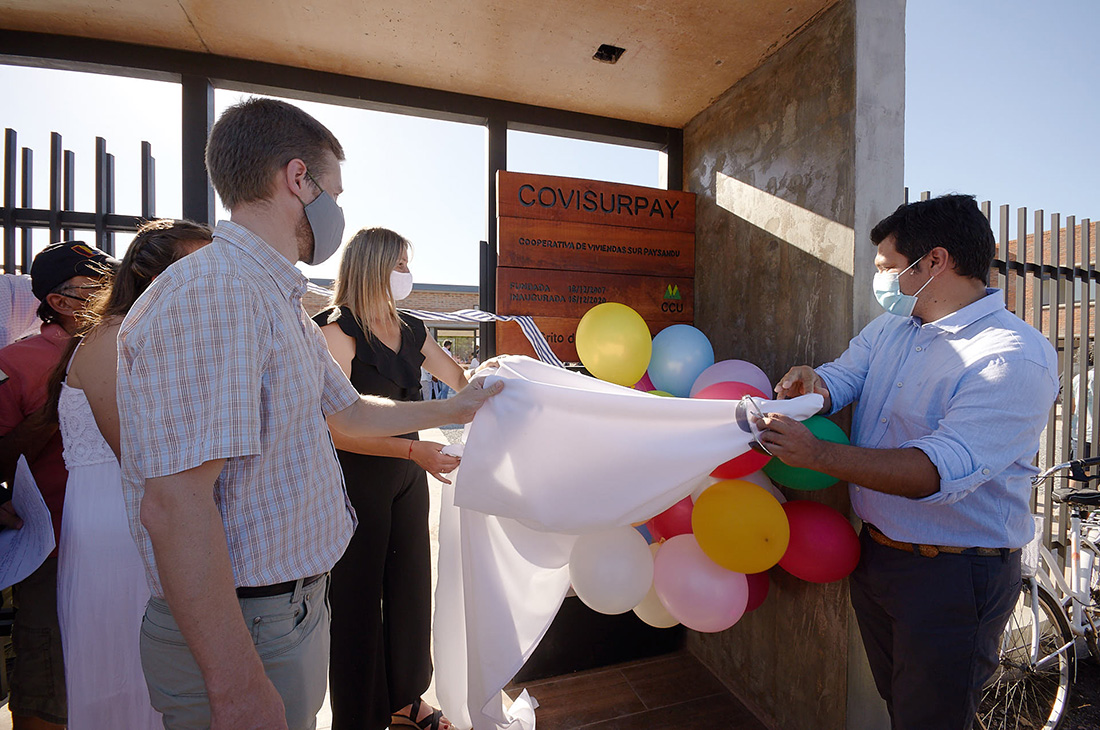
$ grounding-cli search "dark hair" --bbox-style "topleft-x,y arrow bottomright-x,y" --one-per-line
81,219 -> 213,328
43,219 -> 213,423
206,98 -> 345,210
870,194 -> 995,285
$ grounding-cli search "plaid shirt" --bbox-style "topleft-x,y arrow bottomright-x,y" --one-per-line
118,221 -> 359,597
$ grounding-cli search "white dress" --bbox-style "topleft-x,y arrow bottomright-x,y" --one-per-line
56,380 -> 161,729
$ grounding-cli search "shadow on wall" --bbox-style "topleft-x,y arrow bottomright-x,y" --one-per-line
696,171 -> 856,384
715,171 -> 854,278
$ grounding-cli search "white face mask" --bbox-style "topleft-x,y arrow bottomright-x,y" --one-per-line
390,270 -> 414,301
872,255 -> 934,317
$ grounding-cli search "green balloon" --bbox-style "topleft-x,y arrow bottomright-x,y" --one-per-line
647,390 -> 674,397
763,415 -> 850,490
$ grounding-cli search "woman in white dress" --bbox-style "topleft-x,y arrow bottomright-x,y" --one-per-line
53,219 -> 212,729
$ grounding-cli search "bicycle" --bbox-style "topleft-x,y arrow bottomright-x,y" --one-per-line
976,455 -> 1100,730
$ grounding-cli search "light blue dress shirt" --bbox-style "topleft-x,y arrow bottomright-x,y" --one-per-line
816,289 -> 1059,548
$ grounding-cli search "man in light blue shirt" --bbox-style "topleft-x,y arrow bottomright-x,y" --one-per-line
761,195 -> 1059,730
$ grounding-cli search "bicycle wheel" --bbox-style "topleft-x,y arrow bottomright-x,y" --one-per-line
976,582 -> 1074,730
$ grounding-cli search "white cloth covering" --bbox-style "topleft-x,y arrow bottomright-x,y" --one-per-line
433,356 -> 822,729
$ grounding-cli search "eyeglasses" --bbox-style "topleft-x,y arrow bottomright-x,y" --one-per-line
735,395 -> 774,456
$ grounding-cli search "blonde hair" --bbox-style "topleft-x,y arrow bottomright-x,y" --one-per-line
331,227 -> 410,337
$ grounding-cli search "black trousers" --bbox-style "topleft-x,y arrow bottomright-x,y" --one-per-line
849,529 -> 1021,730
328,448 -> 433,730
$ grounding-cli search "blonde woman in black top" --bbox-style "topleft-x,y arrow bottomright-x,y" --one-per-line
315,227 -> 469,730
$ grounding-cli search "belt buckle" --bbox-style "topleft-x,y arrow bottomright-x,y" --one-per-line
917,543 -> 940,558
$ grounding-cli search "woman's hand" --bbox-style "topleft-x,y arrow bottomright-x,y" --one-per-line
410,440 -> 461,484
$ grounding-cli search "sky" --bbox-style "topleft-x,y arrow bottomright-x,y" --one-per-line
1,0 -> 1097,283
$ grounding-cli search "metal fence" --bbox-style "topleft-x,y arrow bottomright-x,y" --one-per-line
1,127 -> 155,271
910,189 -> 1097,557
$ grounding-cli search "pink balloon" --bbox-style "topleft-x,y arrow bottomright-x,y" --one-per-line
690,359 -> 772,398
653,535 -> 749,633
745,572 -> 770,612
633,372 -> 655,391
692,382 -> 772,478
778,501 -> 861,583
646,497 -> 694,542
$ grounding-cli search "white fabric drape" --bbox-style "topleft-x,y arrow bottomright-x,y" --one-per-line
433,356 -> 822,729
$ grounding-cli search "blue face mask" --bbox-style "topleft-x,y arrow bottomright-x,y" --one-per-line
872,255 -> 934,317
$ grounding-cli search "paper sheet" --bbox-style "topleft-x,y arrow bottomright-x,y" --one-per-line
0,455 -> 56,589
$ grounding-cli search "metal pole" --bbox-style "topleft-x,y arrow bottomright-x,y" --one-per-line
483,116 -> 506,358
181,75 -> 215,225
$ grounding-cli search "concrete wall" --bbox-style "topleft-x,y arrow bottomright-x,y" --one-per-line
681,0 -> 903,728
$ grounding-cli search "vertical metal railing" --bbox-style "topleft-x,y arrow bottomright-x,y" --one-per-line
906,189 -> 1097,558
0,128 -> 155,273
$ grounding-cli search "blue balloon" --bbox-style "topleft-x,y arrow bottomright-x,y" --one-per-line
648,325 -> 715,397
634,523 -> 654,544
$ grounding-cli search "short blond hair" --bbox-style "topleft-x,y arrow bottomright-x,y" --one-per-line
206,98 -> 344,210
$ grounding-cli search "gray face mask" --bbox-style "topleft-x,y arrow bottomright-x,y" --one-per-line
301,178 -> 345,266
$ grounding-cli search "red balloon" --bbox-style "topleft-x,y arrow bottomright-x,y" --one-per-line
692,381 -> 772,478
646,497 -> 694,542
745,572 -> 770,612
778,501 -> 861,583
634,372 -> 655,391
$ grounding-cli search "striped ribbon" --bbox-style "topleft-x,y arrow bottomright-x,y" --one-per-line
400,308 -> 566,369
303,282 -> 566,368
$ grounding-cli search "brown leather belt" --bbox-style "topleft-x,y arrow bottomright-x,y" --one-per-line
865,524 -> 1017,559
236,573 -> 325,599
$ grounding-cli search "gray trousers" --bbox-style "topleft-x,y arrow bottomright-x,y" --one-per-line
139,574 -> 330,730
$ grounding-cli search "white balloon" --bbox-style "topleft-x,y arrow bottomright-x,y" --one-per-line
738,469 -> 786,504
632,543 -> 680,628
692,471 -> 786,506
569,527 -> 654,615
691,476 -> 723,502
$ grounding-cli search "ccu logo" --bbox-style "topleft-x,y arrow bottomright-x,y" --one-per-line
661,284 -> 684,313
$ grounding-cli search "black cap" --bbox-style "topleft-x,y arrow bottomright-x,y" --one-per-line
30,241 -> 119,301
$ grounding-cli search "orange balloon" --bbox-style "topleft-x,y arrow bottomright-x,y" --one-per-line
691,480 -> 790,574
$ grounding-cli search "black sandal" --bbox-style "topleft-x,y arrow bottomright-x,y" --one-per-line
391,698 -> 448,730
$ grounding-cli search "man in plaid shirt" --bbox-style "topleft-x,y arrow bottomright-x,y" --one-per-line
117,98 -> 501,730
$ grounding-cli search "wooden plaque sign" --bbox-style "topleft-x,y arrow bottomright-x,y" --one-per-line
494,171 -> 696,363
497,267 -> 693,322
497,217 -> 694,277
497,171 -> 695,233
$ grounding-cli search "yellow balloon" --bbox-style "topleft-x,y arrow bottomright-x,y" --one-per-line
692,480 -> 790,574
575,302 -> 652,386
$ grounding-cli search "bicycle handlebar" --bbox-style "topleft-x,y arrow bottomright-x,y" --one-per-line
1032,454 -> 1100,485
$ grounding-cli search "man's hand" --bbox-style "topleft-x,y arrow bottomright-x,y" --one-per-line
410,441 -> 461,484
209,670 -> 288,730
756,413 -> 825,470
0,499 -> 22,529
445,378 -> 504,424
756,413 -> 941,499
775,365 -> 831,411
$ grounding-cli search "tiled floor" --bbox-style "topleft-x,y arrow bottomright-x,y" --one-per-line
506,651 -> 766,729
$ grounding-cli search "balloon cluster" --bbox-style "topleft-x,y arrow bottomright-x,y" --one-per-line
566,303 -> 862,632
